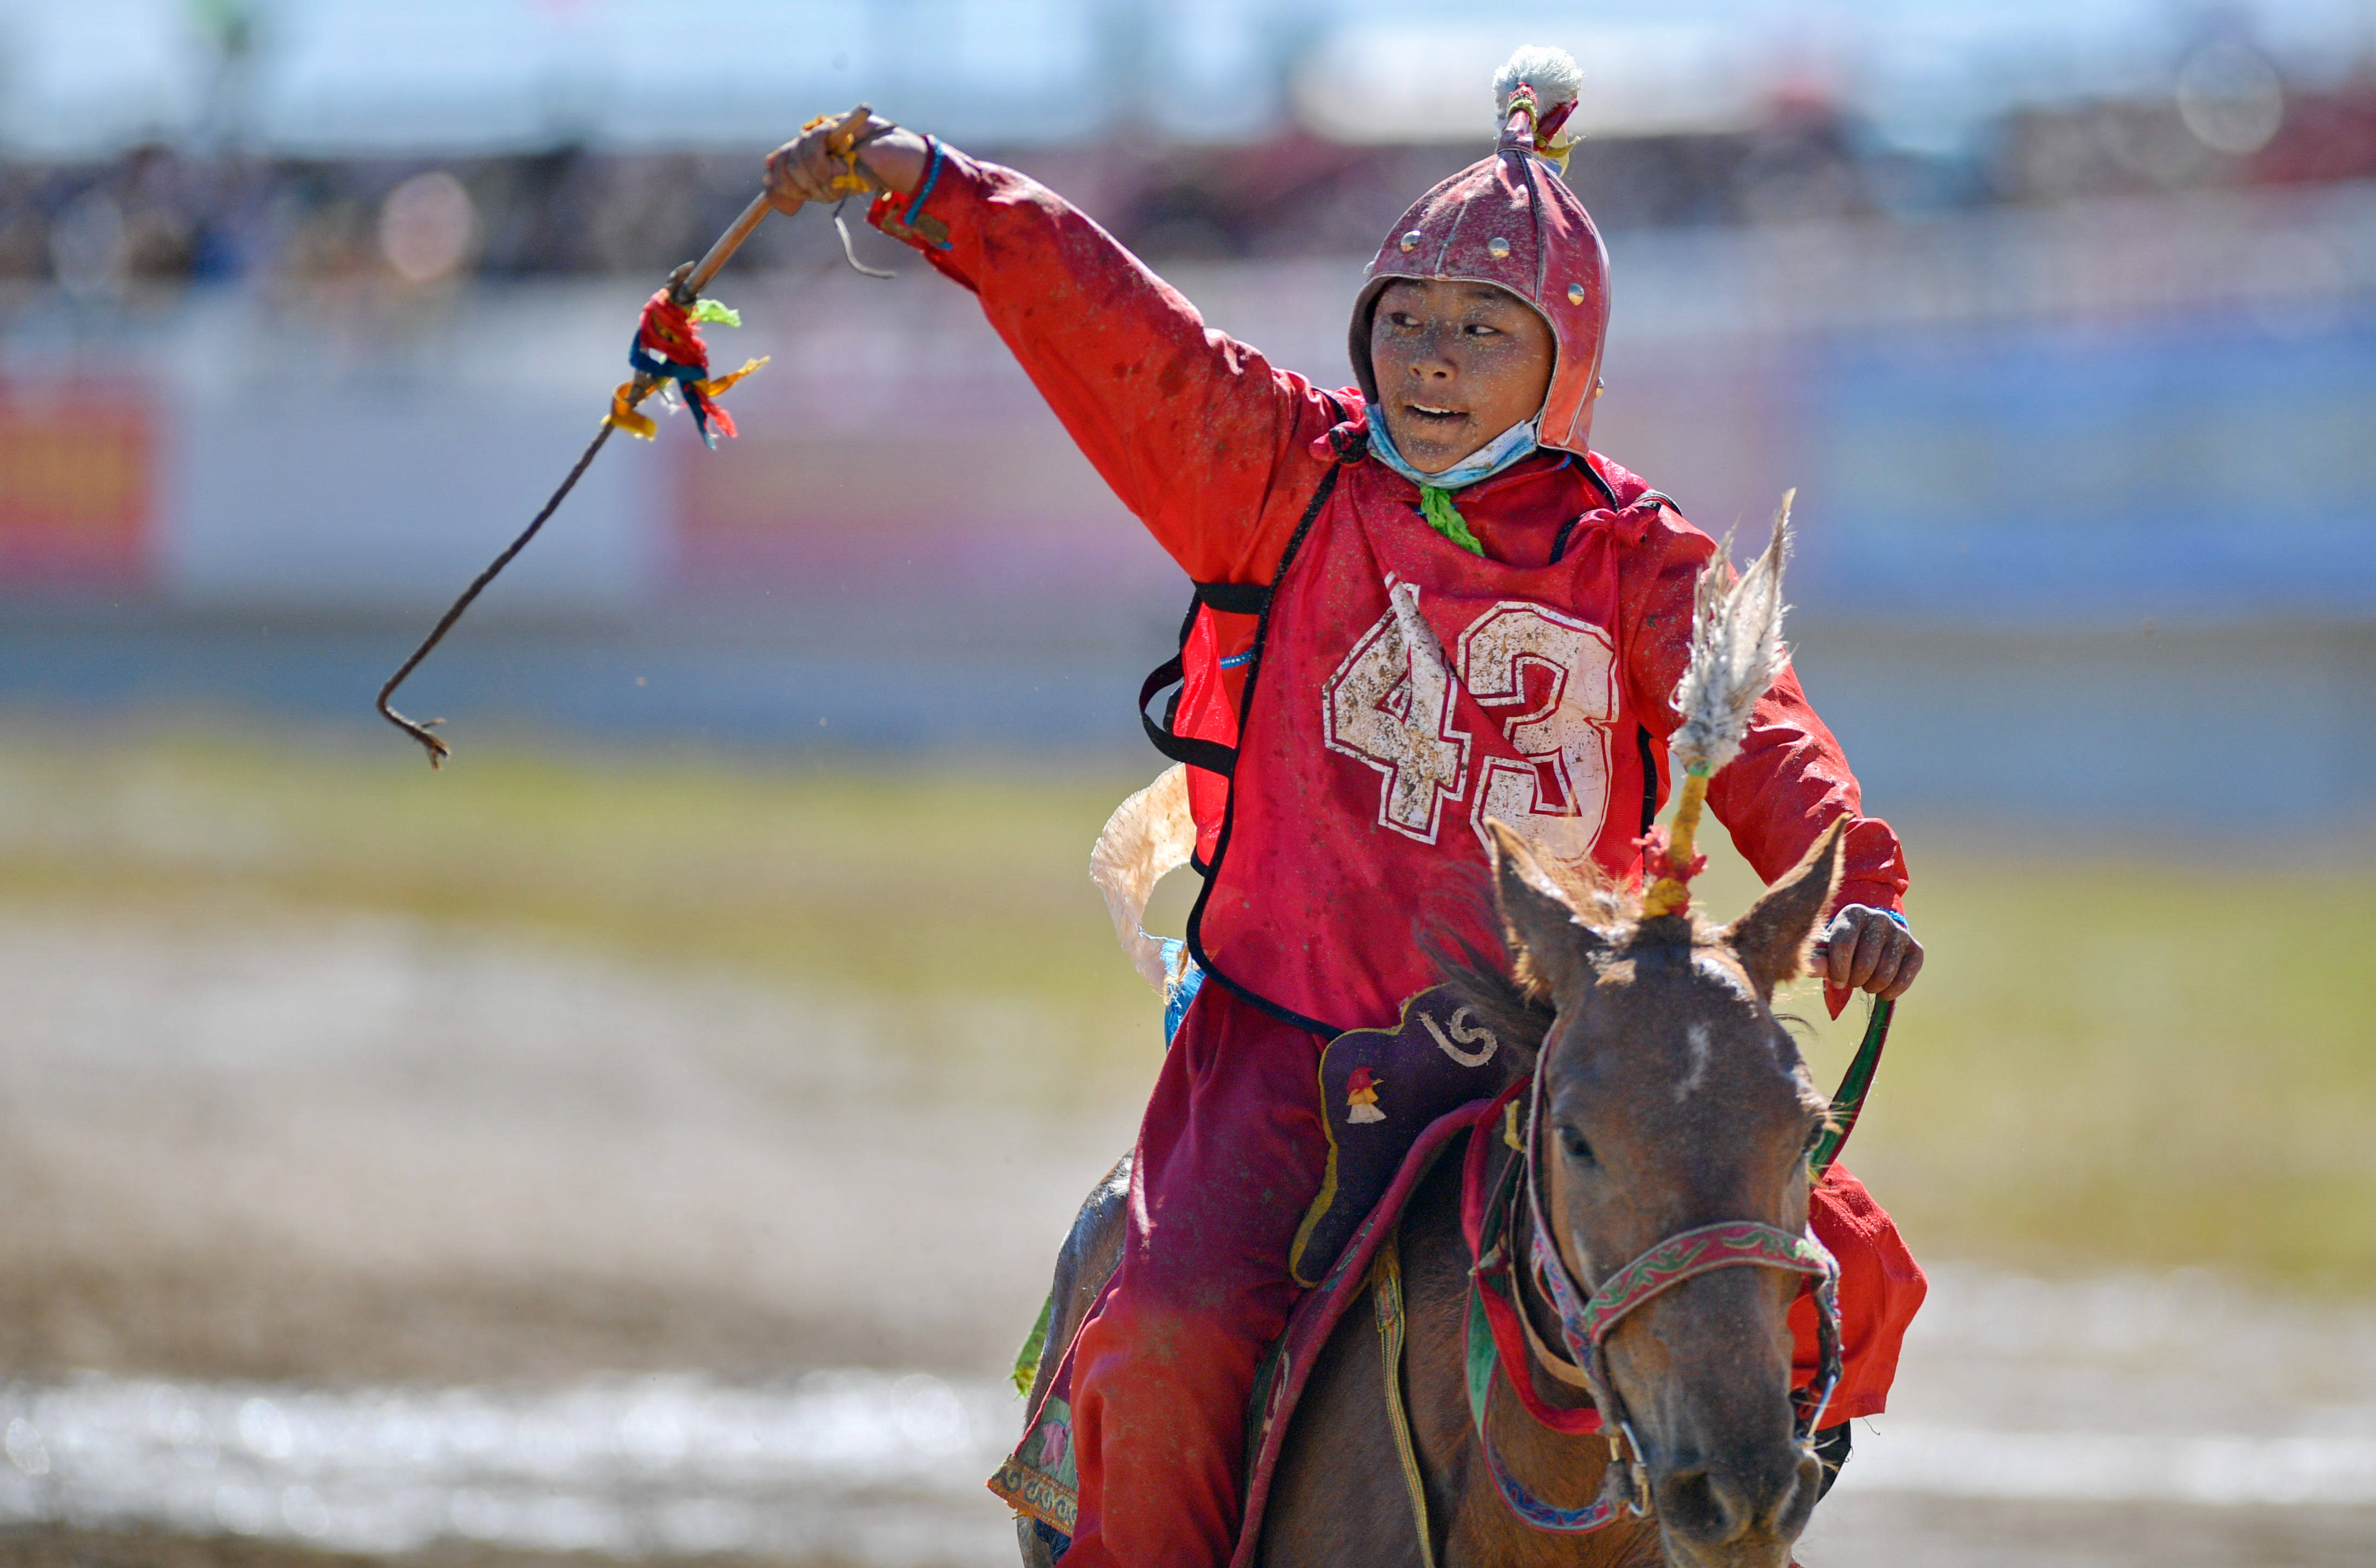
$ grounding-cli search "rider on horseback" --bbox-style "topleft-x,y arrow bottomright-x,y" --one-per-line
765,45 -> 1926,1568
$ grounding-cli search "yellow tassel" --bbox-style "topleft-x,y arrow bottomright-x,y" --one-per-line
1640,767 -> 1711,918
603,381 -> 657,440
693,355 -> 768,400
1666,768 -> 1711,866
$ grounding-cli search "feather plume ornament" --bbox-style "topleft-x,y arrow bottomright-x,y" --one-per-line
1641,491 -> 1796,918
1492,45 -> 1584,116
1492,44 -> 1585,164
1089,764 -> 1196,992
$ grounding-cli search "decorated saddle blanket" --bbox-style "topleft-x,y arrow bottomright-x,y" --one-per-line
1289,985 -> 1529,1286
988,985 -> 1524,1550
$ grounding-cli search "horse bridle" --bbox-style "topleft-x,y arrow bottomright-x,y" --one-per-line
1494,1054 -> 1844,1529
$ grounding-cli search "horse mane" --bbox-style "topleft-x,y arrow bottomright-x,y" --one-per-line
1435,930 -> 1557,1062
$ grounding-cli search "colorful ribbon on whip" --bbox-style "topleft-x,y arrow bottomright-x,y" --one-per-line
605,291 -> 768,447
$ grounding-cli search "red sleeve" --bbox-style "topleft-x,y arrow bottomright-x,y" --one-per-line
869,144 -> 1346,584
1614,499 -> 1909,917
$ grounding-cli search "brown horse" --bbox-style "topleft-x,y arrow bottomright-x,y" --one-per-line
1019,816 -> 1849,1568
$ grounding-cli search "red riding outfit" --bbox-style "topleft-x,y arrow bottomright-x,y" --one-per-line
870,141 -> 1926,1568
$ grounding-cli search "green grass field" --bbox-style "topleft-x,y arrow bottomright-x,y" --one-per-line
3,722 -> 2370,1288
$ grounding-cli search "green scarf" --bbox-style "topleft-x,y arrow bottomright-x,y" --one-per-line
1417,486 -> 1484,556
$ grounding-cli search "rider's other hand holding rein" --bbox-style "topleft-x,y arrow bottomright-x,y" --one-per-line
764,114 -> 928,210
1823,905 -> 1923,1000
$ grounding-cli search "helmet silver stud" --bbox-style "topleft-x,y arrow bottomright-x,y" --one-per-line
1399,230 -> 1422,253
1568,282 -> 1587,304
1488,236 -> 1511,258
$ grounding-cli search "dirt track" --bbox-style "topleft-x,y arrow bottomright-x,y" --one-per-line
0,1526 -> 793,1567
12,1499 -> 2376,1568
0,901 -> 1138,1387
3,749 -> 2374,1567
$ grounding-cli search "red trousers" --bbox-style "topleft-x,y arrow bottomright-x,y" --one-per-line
1058,985 -> 1923,1568
1061,986 -> 1330,1568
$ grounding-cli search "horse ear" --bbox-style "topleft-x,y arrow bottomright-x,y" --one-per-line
1723,816 -> 1847,999
1485,819 -> 1598,997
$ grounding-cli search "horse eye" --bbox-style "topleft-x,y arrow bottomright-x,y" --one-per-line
1556,1125 -> 1595,1165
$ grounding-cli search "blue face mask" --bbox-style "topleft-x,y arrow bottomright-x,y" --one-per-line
1365,410 -> 1541,492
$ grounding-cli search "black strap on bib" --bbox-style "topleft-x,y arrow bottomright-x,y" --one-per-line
1138,397 -> 1350,779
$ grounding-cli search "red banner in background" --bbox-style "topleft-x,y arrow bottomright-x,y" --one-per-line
0,381 -> 154,588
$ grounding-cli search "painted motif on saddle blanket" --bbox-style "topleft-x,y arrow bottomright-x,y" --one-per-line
989,988 -> 1521,1542
1291,986 -> 1528,1286
992,1396 -> 1082,1534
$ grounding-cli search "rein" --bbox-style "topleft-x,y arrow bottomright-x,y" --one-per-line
1462,996 -> 1893,1534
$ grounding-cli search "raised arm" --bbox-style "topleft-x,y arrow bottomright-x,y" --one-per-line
764,115 -> 1346,584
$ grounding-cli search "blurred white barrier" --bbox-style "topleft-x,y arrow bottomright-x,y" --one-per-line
3,180 -> 2372,621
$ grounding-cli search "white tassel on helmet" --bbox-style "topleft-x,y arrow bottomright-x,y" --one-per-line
1492,45 -> 1584,163
1492,45 -> 1583,121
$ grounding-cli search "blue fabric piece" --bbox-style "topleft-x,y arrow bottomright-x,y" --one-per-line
901,136 -> 952,249
1160,938 -> 1205,1046
625,334 -> 728,447
1364,408 -> 1539,492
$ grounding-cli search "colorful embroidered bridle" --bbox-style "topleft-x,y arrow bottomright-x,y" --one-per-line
1461,1045 -> 1844,1534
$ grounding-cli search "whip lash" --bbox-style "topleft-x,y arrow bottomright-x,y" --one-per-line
375,105 -> 882,768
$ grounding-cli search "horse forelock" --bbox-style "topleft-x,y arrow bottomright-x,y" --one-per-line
1441,891 -> 1731,1067
1441,852 -> 1826,1134
1442,875 -> 1822,1133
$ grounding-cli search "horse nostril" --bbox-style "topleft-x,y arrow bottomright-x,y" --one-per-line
1654,1466 -> 1743,1544
1657,1456 -> 1811,1546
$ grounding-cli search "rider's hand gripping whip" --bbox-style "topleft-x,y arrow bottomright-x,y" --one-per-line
373,104 -> 884,768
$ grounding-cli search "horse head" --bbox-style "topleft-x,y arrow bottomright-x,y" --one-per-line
1486,814 -> 1846,1568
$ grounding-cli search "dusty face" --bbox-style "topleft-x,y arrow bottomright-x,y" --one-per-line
1490,821 -> 1848,1568
1366,278 -> 1555,475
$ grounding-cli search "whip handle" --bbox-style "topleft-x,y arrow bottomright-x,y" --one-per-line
688,192 -> 778,297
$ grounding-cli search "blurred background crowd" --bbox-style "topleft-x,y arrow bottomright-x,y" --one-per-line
8,1 -> 2376,282
1,4 -> 2372,1568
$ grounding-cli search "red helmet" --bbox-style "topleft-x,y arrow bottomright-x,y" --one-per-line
1348,47 -> 1609,457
